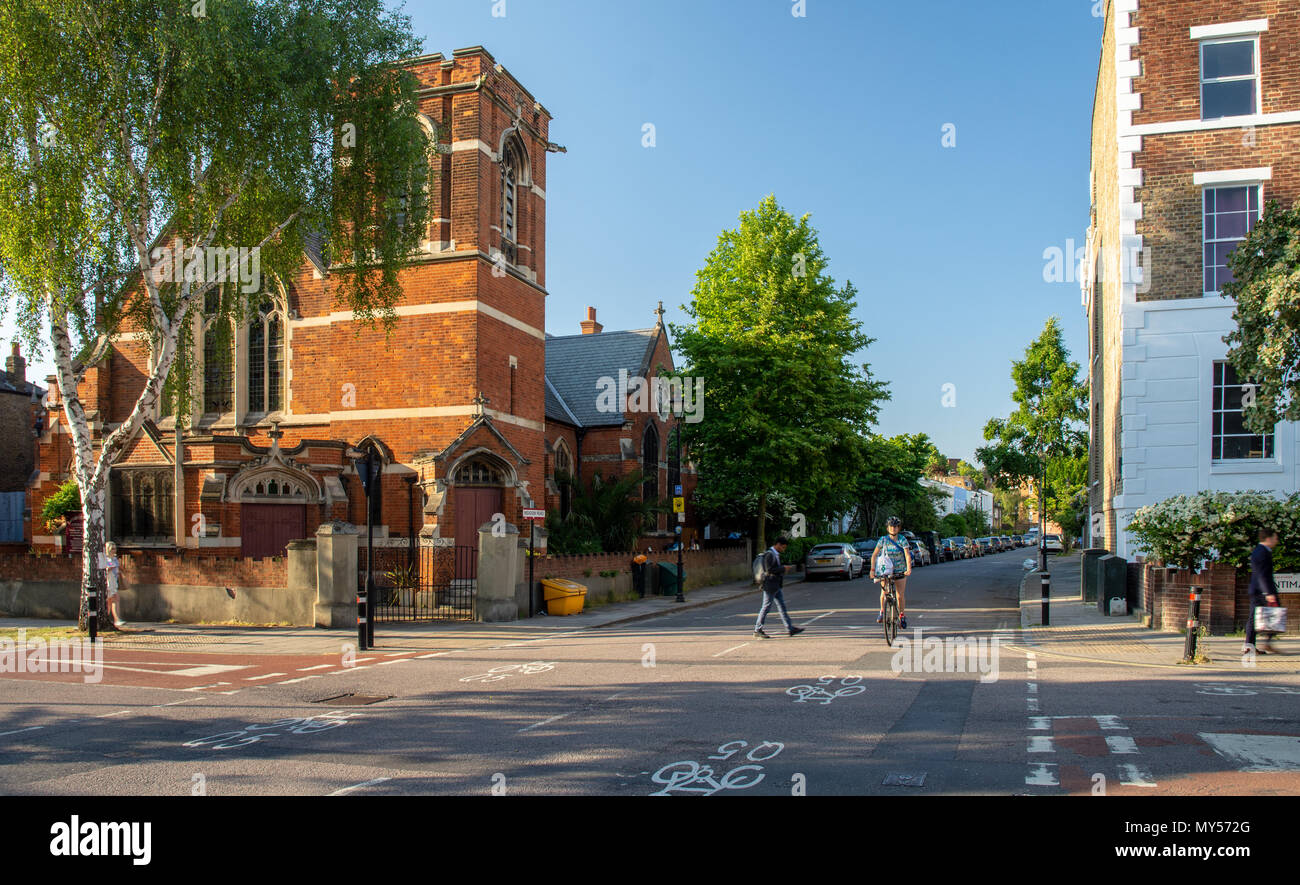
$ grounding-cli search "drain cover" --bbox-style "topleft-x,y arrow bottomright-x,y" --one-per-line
882,773 -> 927,787
313,694 -> 391,706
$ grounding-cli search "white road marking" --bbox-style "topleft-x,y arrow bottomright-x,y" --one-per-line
417,653 -> 448,659
1118,763 -> 1159,787
1026,763 -> 1059,786
801,611 -> 837,626
1027,683 -> 1037,694
518,712 -> 573,733
296,665 -> 334,672
714,643 -> 750,657
1027,698 -> 1040,712
276,675 -> 324,685
1026,660 -> 1037,670
377,659 -> 409,666
328,777 -> 392,796
1094,715 -> 1127,730
0,726 -> 43,738
1028,736 -> 1055,753
99,710 -> 133,718
153,699 -> 198,708
1200,733 -> 1300,772
1105,736 -> 1140,755
354,658 -> 375,664
1028,717 -> 1052,731
245,673 -> 287,681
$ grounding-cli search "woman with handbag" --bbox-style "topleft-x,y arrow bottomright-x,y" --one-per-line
1246,529 -> 1284,655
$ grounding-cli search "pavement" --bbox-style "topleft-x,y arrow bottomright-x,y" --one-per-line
0,573 -> 788,656
1016,553 -> 1300,674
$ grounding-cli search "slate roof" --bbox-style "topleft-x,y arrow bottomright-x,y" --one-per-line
0,373 -> 44,399
544,328 -> 660,428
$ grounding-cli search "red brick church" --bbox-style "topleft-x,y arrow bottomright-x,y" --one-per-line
27,46 -> 699,561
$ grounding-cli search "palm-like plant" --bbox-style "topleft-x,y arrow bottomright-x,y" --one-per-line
549,470 -> 668,553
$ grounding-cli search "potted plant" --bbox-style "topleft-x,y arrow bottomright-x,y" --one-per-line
383,563 -> 419,608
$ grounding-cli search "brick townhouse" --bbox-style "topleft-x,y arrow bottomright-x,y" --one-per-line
1,345 -> 44,544
27,46 -> 698,565
1085,0 -> 1300,557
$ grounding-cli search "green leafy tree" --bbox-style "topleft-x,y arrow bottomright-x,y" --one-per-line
976,318 -> 1088,539
1221,201 -> 1300,432
673,195 -> 889,550
853,434 -> 935,537
958,502 -> 990,537
939,513 -> 967,537
0,0 -> 429,629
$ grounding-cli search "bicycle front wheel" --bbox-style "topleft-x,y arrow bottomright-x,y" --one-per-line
883,597 -> 898,646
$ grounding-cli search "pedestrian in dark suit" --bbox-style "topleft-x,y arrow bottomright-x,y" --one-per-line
1245,528 -> 1281,655
754,535 -> 804,639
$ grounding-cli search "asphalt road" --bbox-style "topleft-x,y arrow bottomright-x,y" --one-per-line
2,548 -> 1298,796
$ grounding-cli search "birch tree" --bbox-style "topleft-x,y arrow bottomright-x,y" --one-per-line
0,0 -> 430,630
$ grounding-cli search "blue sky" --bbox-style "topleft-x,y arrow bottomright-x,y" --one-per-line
2,0 -> 1103,462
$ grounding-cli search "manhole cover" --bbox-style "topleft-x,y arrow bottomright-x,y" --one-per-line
882,773 -> 927,787
314,694 -> 391,706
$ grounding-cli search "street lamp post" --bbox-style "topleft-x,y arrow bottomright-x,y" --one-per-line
349,444 -> 381,651
675,423 -> 684,604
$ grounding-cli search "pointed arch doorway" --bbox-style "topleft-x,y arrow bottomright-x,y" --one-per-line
452,456 -> 507,580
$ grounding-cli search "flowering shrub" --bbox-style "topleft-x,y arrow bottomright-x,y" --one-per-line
1127,490 -> 1300,571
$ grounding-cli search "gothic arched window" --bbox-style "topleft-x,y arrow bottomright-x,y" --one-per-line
202,320 -> 233,415
248,301 -> 285,414
554,440 -> 574,519
501,138 -> 526,248
457,458 -> 505,486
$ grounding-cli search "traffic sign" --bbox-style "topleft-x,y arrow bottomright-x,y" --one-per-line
672,497 -> 685,513
674,484 -> 683,497
522,509 -> 546,520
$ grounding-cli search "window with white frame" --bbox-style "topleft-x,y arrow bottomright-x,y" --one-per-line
1203,184 -> 1261,295
1200,38 -> 1259,120
1212,362 -> 1274,461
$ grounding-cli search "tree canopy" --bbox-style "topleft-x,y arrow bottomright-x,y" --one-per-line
673,195 -> 889,549
1221,200 -> 1300,433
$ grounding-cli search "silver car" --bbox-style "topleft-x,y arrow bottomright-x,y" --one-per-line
805,543 -> 864,581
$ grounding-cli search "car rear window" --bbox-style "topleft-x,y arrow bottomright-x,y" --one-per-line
811,545 -> 844,554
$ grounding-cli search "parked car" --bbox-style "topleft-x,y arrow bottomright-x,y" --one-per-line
939,538 -> 960,562
1042,534 -> 1064,554
907,539 -> 930,567
805,543 -> 864,580
973,537 -> 993,555
1000,535 -> 1013,551
852,538 -> 877,560
951,537 -> 971,558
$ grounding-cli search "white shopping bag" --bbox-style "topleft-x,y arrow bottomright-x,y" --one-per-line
1255,606 -> 1288,634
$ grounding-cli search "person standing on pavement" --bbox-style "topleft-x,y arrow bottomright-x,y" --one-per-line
103,541 -> 126,630
871,517 -> 913,629
754,535 -> 804,639
1245,528 -> 1282,655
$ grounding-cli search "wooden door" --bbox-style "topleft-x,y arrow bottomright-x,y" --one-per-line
454,487 -> 502,579
240,504 -> 307,558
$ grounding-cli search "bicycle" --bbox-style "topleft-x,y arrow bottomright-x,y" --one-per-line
877,576 -> 901,646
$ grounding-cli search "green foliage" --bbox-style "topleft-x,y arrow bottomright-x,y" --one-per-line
853,433 -> 937,537
782,533 -> 855,565
547,470 -> 666,554
977,318 -> 1088,532
1127,490 -> 1300,572
958,502 -> 990,537
1222,201 -> 1300,433
40,479 -> 80,529
939,513 -> 968,537
672,195 -> 889,550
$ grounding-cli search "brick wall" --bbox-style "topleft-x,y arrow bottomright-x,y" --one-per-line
537,545 -> 748,585
0,550 -> 289,590
1130,560 -> 1292,634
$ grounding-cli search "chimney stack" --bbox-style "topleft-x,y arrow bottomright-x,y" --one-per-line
580,306 -> 603,335
6,343 -> 25,385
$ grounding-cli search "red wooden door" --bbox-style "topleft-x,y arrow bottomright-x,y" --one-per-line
240,504 -> 307,558
454,487 -> 502,579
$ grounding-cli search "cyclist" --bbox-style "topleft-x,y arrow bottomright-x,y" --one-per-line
871,516 -> 912,629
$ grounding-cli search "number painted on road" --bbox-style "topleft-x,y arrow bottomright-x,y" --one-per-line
786,675 -> 865,705
184,712 -> 362,751
460,662 -> 556,683
650,740 -> 785,796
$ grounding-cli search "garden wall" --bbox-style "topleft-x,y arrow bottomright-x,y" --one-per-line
536,544 -> 751,604
0,547 -> 314,625
1131,560 -> 1297,635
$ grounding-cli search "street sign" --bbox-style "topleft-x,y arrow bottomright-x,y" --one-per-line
675,525 -> 682,535
674,484 -> 683,497
672,497 -> 685,513
523,509 -> 546,520
678,511 -> 685,524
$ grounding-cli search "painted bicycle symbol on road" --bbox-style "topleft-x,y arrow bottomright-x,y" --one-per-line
184,711 -> 363,751
786,675 -> 865,705
460,662 -> 557,683
650,740 -> 785,796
